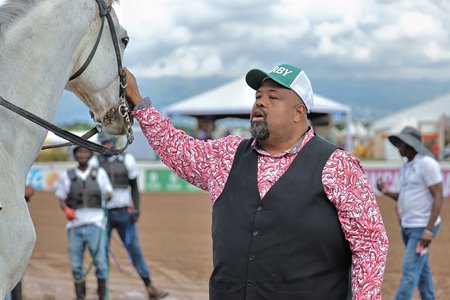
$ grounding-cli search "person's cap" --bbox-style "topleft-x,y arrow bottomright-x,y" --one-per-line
388,126 -> 433,156
97,131 -> 117,145
245,63 -> 314,112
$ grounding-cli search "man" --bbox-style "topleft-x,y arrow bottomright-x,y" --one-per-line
55,146 -> 112,300
377,126 -> 443,300
89,134 -> 168,300
125,64 -> 389,299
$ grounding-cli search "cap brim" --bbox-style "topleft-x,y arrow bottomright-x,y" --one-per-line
246,69 -> 269,90
246,69 -> 292,91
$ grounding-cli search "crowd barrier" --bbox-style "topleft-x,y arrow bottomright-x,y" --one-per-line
28,161 -> 450,197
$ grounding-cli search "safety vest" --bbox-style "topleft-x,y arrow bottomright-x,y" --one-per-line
98,154 -> 129,189
66,168 -> 102,209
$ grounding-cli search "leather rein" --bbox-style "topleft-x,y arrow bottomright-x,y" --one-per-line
0,0 -> 134,156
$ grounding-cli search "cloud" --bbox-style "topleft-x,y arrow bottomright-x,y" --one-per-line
119,0 -> 450,78
110,0 -> 448,122
114,0 -> 450,80
2,0 -> 449,81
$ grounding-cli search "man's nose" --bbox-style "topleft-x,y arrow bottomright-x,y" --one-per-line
255,97 -> 266,108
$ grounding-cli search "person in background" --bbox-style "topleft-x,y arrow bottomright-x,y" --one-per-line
5,185 -> 35,300
24,185 -> 34,203
55,146 -> 112,300
123,64 -> 389,299
89,133 -> 168,300
377,126 -> 444,300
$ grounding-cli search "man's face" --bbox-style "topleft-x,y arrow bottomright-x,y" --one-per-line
250,79 -> 304,140
101,141 -> 114,149
74,147 -> 92,164
395,140 -> 413,157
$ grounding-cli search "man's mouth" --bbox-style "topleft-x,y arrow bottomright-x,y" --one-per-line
251,110 -> 265,122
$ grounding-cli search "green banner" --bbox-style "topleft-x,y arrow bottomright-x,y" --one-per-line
144,169 -> 200,192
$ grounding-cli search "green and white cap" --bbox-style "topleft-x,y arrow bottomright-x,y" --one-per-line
245,64 -> 314,112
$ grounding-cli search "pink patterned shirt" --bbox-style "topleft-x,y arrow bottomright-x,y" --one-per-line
133,101 -> 388,299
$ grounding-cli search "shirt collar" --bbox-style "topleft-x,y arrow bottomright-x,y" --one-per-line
251,126 -> 314,157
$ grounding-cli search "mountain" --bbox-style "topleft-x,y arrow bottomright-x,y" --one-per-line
53,77 -> 450,125
54,76 -> 227,125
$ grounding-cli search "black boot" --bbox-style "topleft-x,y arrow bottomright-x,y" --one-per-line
146,283 -> 169,299
74,281 -> 86,300
97,279 -> 107,300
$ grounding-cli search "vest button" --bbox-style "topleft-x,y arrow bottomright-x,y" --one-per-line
249,255 -> 255,261
247,280 -> 254,285
252,230 -> 259,236
257,206 -> 263,212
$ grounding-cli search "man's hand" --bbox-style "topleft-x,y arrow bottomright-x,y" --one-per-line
24,185 -> 34,202
376,178 -> 386,194
64,207 -> 75,221
124,67 -> 143,106
420,229 -> 433,248
128,207 -> 140,223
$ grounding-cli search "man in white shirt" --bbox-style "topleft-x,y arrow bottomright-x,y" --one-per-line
55,146 -> 112,300
377,126 -> 444,300
89,133 -> 168,299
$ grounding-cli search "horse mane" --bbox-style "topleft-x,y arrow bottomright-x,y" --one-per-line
0,0 -> 118,36
0,0 -> 38,35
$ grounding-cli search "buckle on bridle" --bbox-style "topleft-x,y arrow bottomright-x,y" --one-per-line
96,0 -> 112,17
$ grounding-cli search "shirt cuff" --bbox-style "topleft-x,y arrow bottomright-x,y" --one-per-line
133,97 -> 152,111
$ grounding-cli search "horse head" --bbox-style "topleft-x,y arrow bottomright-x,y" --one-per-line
0,0 -> 136,295
65,0 -> 131,136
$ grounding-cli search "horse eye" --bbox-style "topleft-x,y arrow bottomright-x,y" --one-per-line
121,37 -> 129,47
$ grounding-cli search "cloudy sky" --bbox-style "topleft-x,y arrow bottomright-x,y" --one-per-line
2,0 -> 450,122
115,0 -> 450,82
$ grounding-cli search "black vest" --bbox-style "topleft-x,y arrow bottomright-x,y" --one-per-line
98,155 -> 129,189
210,137 -> 352,300
66,168 -> 102,209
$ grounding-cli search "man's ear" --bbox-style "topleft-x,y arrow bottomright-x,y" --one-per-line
294,103 -> 307,122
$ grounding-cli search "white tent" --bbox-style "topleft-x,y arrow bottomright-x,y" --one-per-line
371,92 -> 450,133
371,92 -> 450,160
164,79 -> 352,149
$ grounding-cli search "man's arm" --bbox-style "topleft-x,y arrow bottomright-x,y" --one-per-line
324,150 -> 389,300
124,154 -> 140,211
55,171 -> 75,220
376,179 -> 399,201
128,178 -> 140,223
421,182 -> 444,247
123,68 -> 244,193
129,178 -> 140,211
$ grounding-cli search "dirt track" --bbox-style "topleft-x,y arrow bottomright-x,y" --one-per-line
20,191 -> 450,299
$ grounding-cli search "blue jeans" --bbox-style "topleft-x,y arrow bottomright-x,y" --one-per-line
67,224 -> 108,280
107,207 -> 150,280
395,224 -> 440,300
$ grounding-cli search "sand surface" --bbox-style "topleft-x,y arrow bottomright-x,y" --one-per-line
17,191 -> 450,299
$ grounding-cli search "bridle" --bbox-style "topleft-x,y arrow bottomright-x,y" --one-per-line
0,0 -> 134,155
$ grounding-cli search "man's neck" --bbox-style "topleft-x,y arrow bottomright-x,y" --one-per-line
77,163 -> 88,171
259,126 -> 309,155
406,151 -> 417,162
